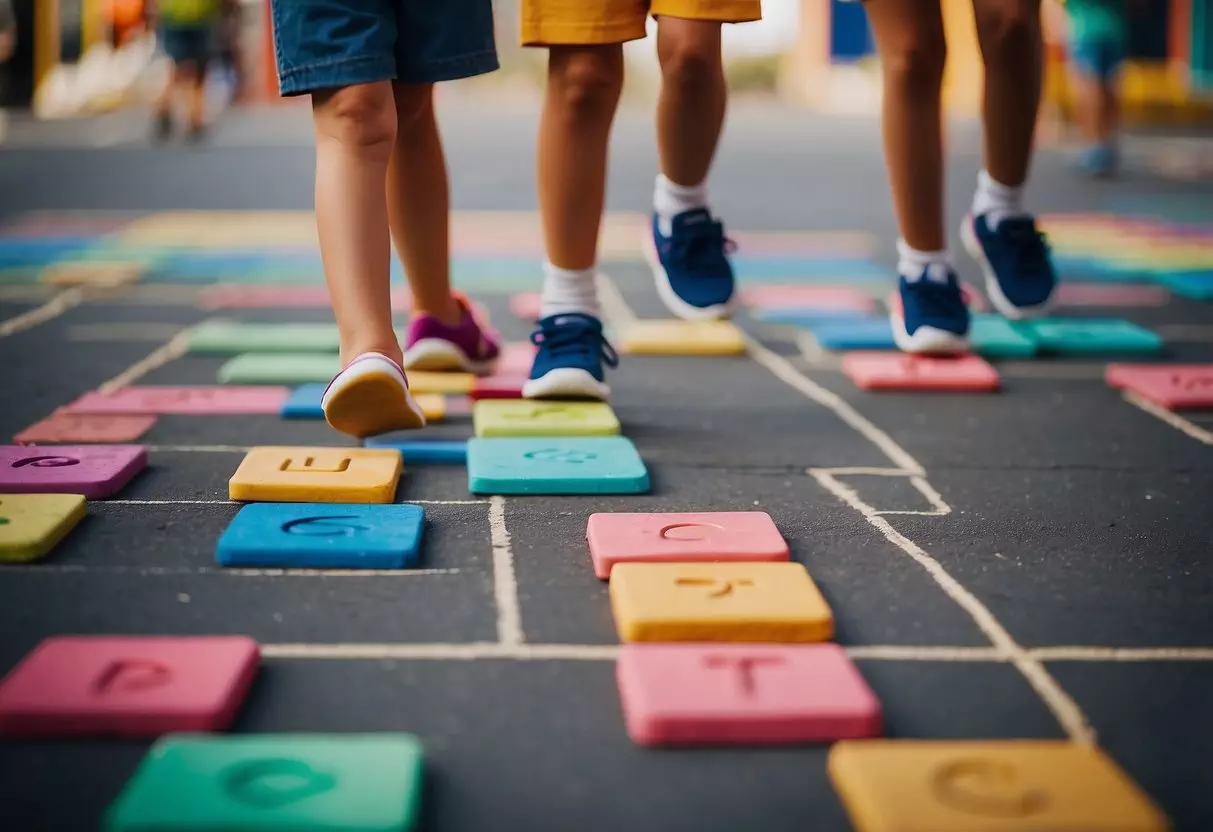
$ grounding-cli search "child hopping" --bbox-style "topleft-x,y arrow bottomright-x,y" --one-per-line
521,0 -> 760,400
1065,0 -> 1133,177
860,0 -> 1058,353
270,0 -> 502,438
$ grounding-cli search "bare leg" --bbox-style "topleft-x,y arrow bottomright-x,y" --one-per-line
972,0 -> 1044,187
655,17 -> 725,187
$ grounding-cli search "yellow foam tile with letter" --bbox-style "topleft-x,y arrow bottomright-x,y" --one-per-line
229,446 -> 403,504
414,394 -> 446,422
619,320 -> 746,356
609,561 -> 833,643
828,740 -> 1170,832
0,494 -> 88,562
473,399 -> 621,438
41,261 -> 143,287
406,371 -> 476,395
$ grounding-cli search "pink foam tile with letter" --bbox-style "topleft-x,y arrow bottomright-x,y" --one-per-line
65,386 -> 289,415
509,292 -> 542,322
1106,363 -> 1213,410
496,342 -> 538,376
14,411 -> 157,444
0,635 -> 260,737
470,376 -> 527,401
0,444 -> 146,498
586,511 -> 789,579
740,285 -> 877,313
842,352 -> 1000,392
616,643 -> 882,746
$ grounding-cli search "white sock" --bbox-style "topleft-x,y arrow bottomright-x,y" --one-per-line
654,173 -> 708,235
897,239 -> 951,283
539,262 -> 600,320
971,169 -> 1025,230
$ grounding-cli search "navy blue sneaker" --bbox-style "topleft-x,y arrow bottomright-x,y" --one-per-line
961,213 -> 1057,320
649,208 -> 735,320
522,313 -> 619,401
890,264 -> 971,354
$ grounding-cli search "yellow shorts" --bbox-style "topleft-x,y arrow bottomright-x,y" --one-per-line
521,0 -> 762,47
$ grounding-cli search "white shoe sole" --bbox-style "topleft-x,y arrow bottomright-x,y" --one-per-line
890,311 -> 971,355
522,367 -> 610,401
322,355 -> 427,438
403,338 -> 497,375
644,232 -> 734,322
960,215 -> 1053,322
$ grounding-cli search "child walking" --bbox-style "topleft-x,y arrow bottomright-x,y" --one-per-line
521,0 -> 760,400
860,0 -> 1058,354
270,0 -> 501,437
1064,0 -> 1132,177
152,0 -> 226,141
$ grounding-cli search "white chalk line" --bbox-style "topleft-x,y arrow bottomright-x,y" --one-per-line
489,495 -> 524,646
2,564 -> 462,578
97,330 -> 192,393
808,468 -> 952,517
0,286 -> 86,338
811,468 -> 1096,743
67,323 -> 185,341
100,498 -> 490,506
254,642 -> 1213,663
1123,391 -> 1213,446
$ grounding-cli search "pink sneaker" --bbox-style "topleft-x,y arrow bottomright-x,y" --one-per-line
322,352 -> 426,438
403,293 -> 500,375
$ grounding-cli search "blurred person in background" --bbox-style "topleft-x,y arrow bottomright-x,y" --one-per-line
148,0 -> 226,142
217,0 -> 243,102
1064,0 -> 1140,177
0,0 -> 13,140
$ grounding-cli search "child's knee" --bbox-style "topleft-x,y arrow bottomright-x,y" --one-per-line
881,32 -> 947,92
393,83 -> 435,134
976,0 -> 1041,56
313,83 -> 397,153
548,47 -> 624,122
658,21 -> 722,88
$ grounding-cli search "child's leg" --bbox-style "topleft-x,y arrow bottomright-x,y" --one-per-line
313,82 -> 401,366
961,0 -> 1056,319
186,56 -> 208,134
865,0 -> 969,354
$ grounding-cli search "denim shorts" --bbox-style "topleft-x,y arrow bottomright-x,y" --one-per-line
271,0 -> 498,96
1069,37 -> 1125,82
160,24 -> 214,67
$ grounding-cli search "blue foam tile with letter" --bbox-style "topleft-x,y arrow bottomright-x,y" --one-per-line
1155,270 -> 1213,301
281,384 -> 326,419
1018,318 -> 1164,356
364,438 -> 468,464
216,503 -> 425,568
467,437 -> 649,495
808,318 -> 897,351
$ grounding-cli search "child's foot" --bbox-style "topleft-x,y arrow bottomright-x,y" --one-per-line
322,352 -> 427,438
891,265 -> 971,355
1075,144 -> 1118,178
522,313 -> 618,401
961,213 -> 1057,321
403,294 -> 500,375
649,208 -> 736,321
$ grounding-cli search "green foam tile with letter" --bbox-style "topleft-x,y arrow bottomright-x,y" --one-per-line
106,733 -> 424,832
189,322 -> 342,355
218,354 -> 341,385
473,399 -> 621,438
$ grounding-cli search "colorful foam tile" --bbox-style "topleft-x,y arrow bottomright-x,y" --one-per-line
363,438 -> 468,464
1155,270 -> 1213,301
609,561 -> 833,643
473,399 -> 621,438
229,446 -> 403,504
509,292 -> 542,321
617,643 -> 881,746
14,412 -> 157,443
496,342 -> 538,376
0,445 -> 146,499
619,320 -> 746,356
470,375 -> 526,400
406,371 -> 477,395
809,318 -> 897,351
1054,283 -> 1170,308
200,285 -> 410,311
0,494 -> 87,562
41,261 -> 144,287
217,503 -> 424,569
0,636 -> 259,737
1020,318 -> 1164,356
467,436 -> 649,495
105,734 -> 424,832
280,385 -> 445,422
740,285 -> 878,313
1106,363 -> 1213,410
828,740 -> 1170,832
968,314 -> 1038,358
752,310 -> 877,327
67,386 -> 289,415
187,321 -> 342,354
218,354 -> 341,385
842,352 -> 1000,392
732,257 -> 889,283
586,511 -> 789,579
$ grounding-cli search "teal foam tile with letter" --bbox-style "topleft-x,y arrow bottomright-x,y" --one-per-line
468,436 -> 649,495
1020,318 -> 1163,356
105,734 -> 423,832
969,314 -> 1038,358
1155,270 -> 1213,301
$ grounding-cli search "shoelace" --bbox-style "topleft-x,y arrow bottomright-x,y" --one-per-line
530,315 -> 620,368
665,219 -> 737,271
1000,219 -> 1054,283
905,277 -> 967,320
